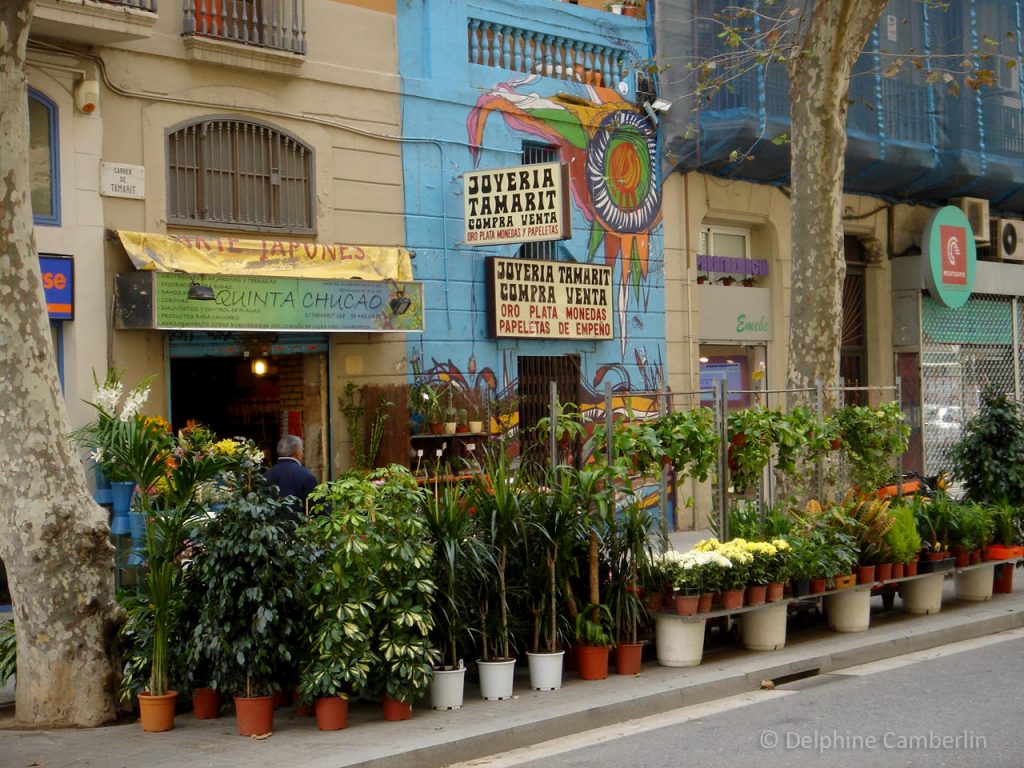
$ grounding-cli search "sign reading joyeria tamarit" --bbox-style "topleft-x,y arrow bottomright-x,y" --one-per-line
486,257 -> 613,340
463,162 -> 571,245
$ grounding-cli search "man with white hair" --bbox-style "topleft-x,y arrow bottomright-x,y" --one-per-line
265,434 -> 318,517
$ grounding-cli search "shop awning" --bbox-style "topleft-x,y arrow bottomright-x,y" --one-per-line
116,231 -> 414,281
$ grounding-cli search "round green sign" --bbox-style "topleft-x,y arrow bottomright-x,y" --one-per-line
922,205 -> 977,309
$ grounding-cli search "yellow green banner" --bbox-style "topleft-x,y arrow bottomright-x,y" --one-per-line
117,231 -> 414,281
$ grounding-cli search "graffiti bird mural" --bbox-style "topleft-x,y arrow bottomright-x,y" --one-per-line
467,76 -> 662,353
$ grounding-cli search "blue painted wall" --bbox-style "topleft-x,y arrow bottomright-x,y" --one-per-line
396,0 -> 665,418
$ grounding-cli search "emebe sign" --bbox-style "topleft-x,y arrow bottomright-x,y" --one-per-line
922,206 -> 976,308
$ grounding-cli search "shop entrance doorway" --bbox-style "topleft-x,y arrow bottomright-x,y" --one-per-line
167,332 -> 329,481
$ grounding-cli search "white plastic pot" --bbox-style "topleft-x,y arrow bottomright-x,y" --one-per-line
526,651 -> 564,691
825,587 -> 872,632
430,666 -> 466,710
477,659 -> 516,700
954,563 -> 995,602
901,572 -> 944,615
740,603 -> 788,650
655,615 -> 705,667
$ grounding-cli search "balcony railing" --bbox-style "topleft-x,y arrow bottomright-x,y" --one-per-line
183,0 -> 306,55
468,18 -> 626,89
100,0 -> 157,8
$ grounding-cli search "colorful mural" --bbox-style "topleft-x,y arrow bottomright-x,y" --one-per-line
468,76 -> 662,354
397,0 -> 665,431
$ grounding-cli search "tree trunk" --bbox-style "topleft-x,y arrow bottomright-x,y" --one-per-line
0,0 -> 120,726
786,0 -> 888,407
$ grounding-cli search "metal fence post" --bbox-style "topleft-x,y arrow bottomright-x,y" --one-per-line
659,386 -> 670,539
816,379 -> 824,503
715,378 -> 729,540
605,381 -> 614,468
549,381 -> 558,469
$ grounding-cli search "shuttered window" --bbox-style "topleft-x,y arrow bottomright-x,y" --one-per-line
167,118 -> 314,233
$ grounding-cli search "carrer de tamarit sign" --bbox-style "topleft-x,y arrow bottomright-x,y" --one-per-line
464,162 -> 572,245
486,257 -> 613,340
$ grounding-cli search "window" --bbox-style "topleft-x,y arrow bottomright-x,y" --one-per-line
29,89 -> 60,226
167,118 -> 314,233
517,143 -> 559,260
700,225 -> 750,260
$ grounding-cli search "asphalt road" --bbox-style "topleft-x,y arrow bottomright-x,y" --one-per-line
451,631 -> 1024,768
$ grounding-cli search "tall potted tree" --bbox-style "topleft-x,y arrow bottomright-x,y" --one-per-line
187,474 -> 309,736
521,465 -> 587,691
421,481 -> 492,709
365,466 -> 439,720
297,474 -> 378,730
606,490 -> 658,675
466,440 -> 523,700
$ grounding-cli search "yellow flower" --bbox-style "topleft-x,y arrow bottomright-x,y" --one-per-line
212,438 -> 240,456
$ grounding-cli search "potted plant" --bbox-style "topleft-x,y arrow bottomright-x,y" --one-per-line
604,487 -> 657,674
521,466 -> 587,690
949,501 -> 994,566
949,391 -> 1024,507
421,480 -> 492,709
833,402 -> 910,493
412,381 -> 445,434
296,474 -> 378,730
573,603 -> 615,680
653,407 -> 719,481
884,500 -> 922,578
726,407 -> 777,494
187,474 -> 310,737
466,440 -> 523,700
93,386 -> 235,732
365,466 -> 439,720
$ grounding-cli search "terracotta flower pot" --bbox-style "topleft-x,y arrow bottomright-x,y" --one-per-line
614,642 -> 644,675
315,696 -> 349,730
809,577 -> 827,594
744,584 -> 767,606
139,690 -> 177,732
765,582 -> 785,602
576,645 -> 610,680
721,589 -> 744,610
234,695 -> 274,737
382,695 -> 412,721
891,562 -> 905,579
192,687 -> 220,719
645,591 -> 664,612
875,563 -> 893,582
697,592 -> 713,613
994,562 -> 1014,593
856,564 -> 876,584
905,559 -> 918,577
674,593 -> 699,615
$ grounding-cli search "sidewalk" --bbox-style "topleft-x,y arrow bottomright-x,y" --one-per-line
4,575 -> 1023,768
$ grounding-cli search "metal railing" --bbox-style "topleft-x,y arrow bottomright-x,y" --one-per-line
99,0 -> 157,9
183,0 -> 306,55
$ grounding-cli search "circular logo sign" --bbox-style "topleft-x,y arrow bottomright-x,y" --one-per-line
922,206 -> 976,308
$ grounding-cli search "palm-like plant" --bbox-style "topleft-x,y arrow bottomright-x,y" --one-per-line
522,466 -> 587,654
466,441 -> 523,661
420,480 -> 492,670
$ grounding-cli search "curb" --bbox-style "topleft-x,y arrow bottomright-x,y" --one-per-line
349,593 -> 1024,768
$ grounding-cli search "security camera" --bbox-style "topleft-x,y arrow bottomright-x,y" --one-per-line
74,79 -> 99,114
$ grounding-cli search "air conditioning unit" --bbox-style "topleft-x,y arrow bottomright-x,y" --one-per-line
950,197 -> 991,243
994,218 -> 1024,262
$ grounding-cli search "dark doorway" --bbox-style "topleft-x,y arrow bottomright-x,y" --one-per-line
170,357 -> 282,461
518,355 -> 581,467
842,236 -> 868,405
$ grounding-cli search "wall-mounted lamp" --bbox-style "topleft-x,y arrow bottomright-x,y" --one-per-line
74,78 -> 100,114
388,279 -> 412,315
187,277 -> 216,301
251,359 -> 268,376
641,97 -> 671,126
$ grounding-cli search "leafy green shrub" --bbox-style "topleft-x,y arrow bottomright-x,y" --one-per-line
0,618 -> 14,688
949,391 -> 1024,505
